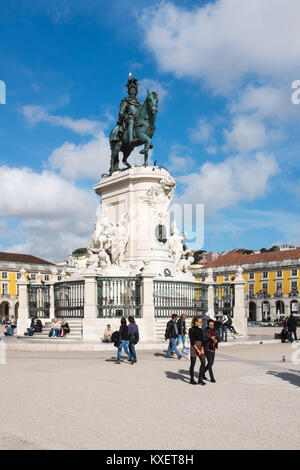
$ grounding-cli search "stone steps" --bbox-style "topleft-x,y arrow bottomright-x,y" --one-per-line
25,319 -> 83,340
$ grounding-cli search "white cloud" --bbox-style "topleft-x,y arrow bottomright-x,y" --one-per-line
48,132 -> 110,180
224,115 -> 269,153
139,78 -> 169,102
22,105 -> 102,135
176,152 -> 279,215
167,146 -> 194,173
0,166 -> 96,218
0,166 -> 98,260
189,119 -> 214,144
140,0 -> 300,92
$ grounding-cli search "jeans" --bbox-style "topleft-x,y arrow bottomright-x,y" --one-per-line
176,334 -> 187,349
27,327 -> 35,336
167,338 -> 181,358
129,342 -> 137,361
51,328 -> 59,337
204,349 -> 215,380
221,325 -> 228,342
117,340 -> 132,362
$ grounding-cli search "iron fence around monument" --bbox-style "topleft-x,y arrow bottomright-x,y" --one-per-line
54,281 -> 84,318
28,284 -> 50,319
153,280 -> 208,318
214,283 -> 235,317
97,277 -> 142,318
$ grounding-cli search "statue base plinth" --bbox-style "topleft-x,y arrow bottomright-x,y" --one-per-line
93,166 -> 178,278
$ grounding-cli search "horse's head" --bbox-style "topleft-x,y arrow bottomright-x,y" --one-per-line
146,90 -> 159,116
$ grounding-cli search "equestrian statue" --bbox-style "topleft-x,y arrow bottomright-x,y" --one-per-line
109,74 -> 159,174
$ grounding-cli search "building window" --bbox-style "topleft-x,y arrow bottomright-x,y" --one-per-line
224,275 -> 229,282
291,281 -> 298,290
58,276 -> 62,281
44,275 -> 49,281
31,274 -> 36,281
277,270 -> 282,278
1,272 -> 8,279
17,285 -> 19,296
262,283 -> 268,294
276,282 -> 283,296
249,284 -> 255,296
263,271 -> 268,279
1,283 -> 8,295
17,273 -> 21,279
249,272 -> 254,280
292,269 -> 298,277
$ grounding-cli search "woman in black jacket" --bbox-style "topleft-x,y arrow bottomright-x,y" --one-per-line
188,316 -> 206,385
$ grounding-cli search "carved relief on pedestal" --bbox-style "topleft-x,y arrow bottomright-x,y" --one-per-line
143,175 -> 176,219
86,207 -> 129,270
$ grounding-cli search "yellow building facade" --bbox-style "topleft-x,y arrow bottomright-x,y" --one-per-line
0,252 -> 58,321
193,248 -> 300,321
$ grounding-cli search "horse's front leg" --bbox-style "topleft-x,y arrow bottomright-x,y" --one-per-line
139,135 -> 151,155
144,152 -> 149,167
110,144 -> 121,173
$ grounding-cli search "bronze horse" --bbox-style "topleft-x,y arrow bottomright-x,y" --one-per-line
109,91 -> 159,173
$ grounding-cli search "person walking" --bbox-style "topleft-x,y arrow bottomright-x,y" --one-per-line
128,316 -> 139,364
165,314 -> 182,359
220,313 -> 228,342
188,316 -> 206,385
115,317 -> 133,364
203,319 -> 220,383
214,314 -> 222,339
176,314 -> 187,352
287,313 -> 298,341
201,313 -> 210,330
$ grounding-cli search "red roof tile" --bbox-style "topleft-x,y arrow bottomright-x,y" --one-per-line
205,248 -> 300,268
0,252 -> 54,266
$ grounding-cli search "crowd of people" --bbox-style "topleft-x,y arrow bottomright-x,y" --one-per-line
22,317 -> 70,338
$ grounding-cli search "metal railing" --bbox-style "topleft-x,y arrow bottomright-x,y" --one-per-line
153,280 -> 207,317
214,283 -> 234,317
28,284 -> 50,319
54,281 -> 84,318
97,277 -> 142,318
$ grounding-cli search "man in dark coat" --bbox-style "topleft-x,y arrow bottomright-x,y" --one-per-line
176,314 -> 187,351
287,314 -> 297,341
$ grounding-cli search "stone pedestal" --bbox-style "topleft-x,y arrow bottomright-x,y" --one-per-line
94,166 -> 177,277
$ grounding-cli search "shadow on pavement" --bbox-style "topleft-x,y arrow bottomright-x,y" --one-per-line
165,370 -> 189,383
153,352 -> 168,358
267,370 -> 300,387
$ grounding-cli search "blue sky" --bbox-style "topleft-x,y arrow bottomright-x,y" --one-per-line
0,0 -> 300,260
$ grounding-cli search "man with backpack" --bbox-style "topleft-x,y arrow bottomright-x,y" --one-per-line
165,314 -> 182,359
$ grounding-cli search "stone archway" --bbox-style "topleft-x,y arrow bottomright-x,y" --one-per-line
0,301 -> 10,322
290,300 -> 299,315
249,301 -> 257,321
276,300 -> 285,319
262,301 -> 270,321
